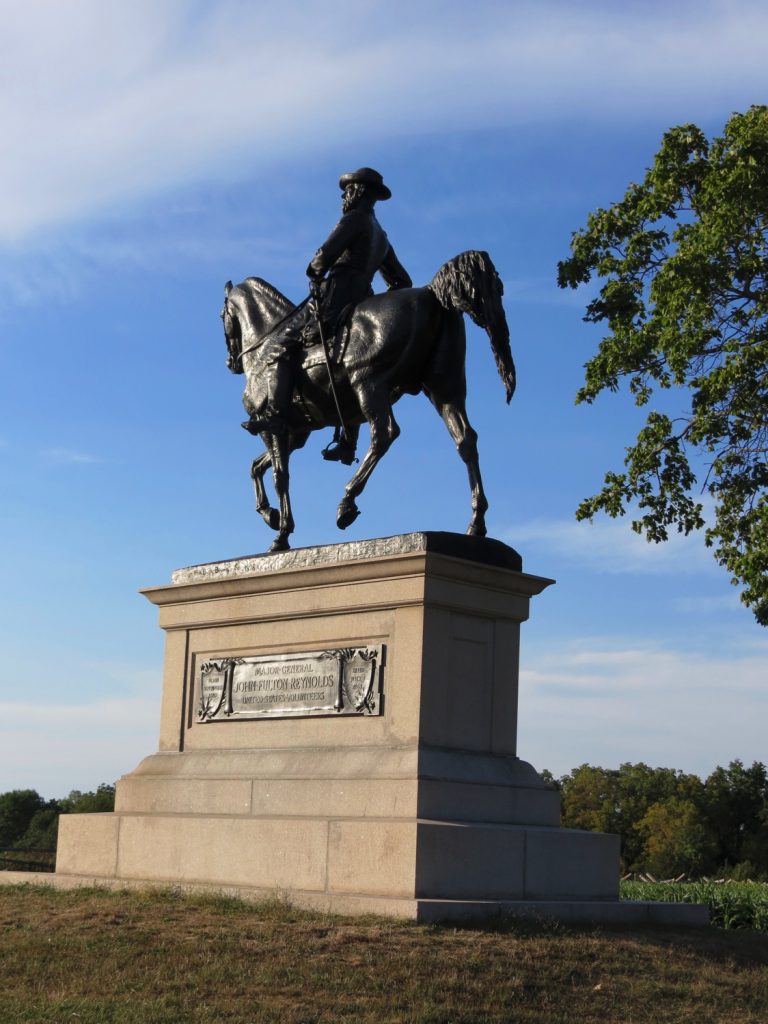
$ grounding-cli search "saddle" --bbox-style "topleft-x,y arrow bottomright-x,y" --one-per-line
299,302 -> 354,371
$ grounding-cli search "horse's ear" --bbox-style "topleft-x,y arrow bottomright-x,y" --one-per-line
224,280 -> 233,298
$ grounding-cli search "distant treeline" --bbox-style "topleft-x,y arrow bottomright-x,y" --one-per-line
543,761 -> 768,880
0,785 -> 115,868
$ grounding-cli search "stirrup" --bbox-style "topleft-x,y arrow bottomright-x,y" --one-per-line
322,440 -> 357,466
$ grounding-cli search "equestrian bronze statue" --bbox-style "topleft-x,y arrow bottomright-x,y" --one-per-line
221,167 -> 515,552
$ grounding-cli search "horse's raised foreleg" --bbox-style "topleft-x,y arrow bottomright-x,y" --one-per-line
429,394 -> 488,537
337,385 -> 400,529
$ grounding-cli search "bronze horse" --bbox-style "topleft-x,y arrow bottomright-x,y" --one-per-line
221,250 -> 515,551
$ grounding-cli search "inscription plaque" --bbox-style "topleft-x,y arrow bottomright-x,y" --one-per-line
196,646 -> 384,722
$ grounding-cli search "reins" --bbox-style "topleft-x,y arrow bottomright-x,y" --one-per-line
233,294 -> 311,366
227,281 -> 352,448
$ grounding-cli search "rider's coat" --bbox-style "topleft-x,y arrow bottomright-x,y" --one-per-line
259,203 -> 411,385
308,207 -> 412,328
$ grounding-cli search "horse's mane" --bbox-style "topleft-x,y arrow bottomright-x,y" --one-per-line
237,276 -> 294,314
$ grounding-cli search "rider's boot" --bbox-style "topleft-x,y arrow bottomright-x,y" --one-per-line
241,405 -> 278,435
242,417 -> 267,435
322,425 -> 359,465
241,361 -> 292,436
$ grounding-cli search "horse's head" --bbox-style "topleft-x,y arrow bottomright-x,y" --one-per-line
221,281 -> 244,375
221,277 -> 295,376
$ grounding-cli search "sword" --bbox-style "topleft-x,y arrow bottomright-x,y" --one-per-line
309,280 -> 351,445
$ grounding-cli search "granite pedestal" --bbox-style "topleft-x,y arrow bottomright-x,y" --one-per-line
44,534 -> 706,924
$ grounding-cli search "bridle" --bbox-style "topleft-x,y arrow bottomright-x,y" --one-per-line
223,293 -> 312,370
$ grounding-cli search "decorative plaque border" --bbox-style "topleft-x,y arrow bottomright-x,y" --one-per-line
195,645 -> 384,722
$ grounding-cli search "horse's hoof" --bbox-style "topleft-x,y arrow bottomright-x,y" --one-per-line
268,536 -> 290,553
337,499 -> 360,530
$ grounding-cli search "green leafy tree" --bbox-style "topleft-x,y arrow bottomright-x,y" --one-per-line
739,806 -> 768,880
637,797 -> 718,878
16,808 -> 60,850
560,764 -> 619,833
538,768 -> 559,790
559,762 -> 706,871
700,760 -> 768,875
0,784 -> 116,856
59,784 -> 115,815
612,763 -> 703,869
558,106 -> 768,623
0,790 -> 47,847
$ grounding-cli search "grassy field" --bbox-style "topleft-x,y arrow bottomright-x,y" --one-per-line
2,885 -> 768,1023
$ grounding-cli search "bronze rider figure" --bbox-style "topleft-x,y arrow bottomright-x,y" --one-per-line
242,167 -> 412,464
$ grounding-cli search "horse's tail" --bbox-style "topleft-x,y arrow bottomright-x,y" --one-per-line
429,251 -> 516,403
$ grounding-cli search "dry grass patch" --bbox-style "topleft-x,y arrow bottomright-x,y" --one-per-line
1,885 -> 767,1023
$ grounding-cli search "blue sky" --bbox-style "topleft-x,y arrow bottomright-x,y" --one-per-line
1,0 -> 766,798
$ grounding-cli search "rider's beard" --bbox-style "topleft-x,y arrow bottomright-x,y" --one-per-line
342,185 -> 365,214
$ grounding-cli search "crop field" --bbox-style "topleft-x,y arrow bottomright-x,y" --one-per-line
622,880 -> 768,931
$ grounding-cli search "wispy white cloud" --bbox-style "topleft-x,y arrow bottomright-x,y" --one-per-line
0,697 -> 158,799
3,223 -> 294,293
518,637 -> 768,777
505,514 -> 717,575
0,662 -> 160,798
41,447 -> 102,465
0,0 -> 765,243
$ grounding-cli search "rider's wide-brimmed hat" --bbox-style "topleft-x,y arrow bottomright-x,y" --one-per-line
339,167 -> 391,200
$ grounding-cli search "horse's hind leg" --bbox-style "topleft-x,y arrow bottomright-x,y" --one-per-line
428,392 -> 489,537
337,383 -> 400,529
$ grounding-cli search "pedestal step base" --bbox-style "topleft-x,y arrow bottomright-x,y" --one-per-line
0,872 -> 709,926
116,749 -> 562,828
55,812 -> 620,903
